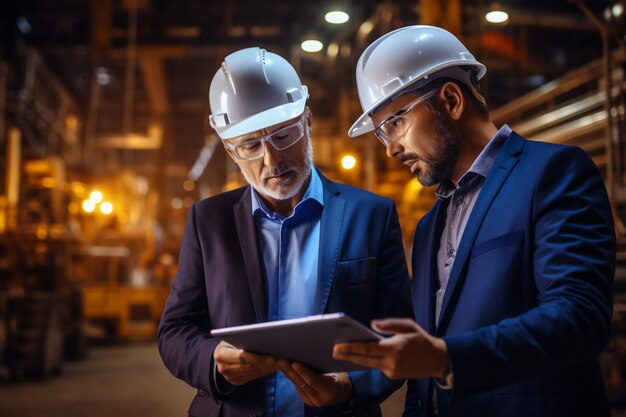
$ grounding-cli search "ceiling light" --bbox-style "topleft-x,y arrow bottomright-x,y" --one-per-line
301,39 -> 323,53
485,2 -> 509,24
325,11 -> 350,24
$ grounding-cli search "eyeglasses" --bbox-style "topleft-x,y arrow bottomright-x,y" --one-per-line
224,116 -> 307,161
373,89 -> 439,147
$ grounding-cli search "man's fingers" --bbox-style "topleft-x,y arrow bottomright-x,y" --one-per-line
331,350 -> 382,369
240,351 -> 277,367
278,360 -> 316,404
333,341 -> 387,358
371,318 -> 420,335
291,362 -> 327,388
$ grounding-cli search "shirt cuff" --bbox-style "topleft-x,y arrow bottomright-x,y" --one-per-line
212,358 -> 236,396
335,372 -> 355,414
434,360 -> 454,390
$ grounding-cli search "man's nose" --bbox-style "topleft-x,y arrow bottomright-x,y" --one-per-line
263,140 -> 282,166
386,139 -> 402,159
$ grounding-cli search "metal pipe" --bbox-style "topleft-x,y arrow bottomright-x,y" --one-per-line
574,0 -> 626,237
6,127 -> 21,231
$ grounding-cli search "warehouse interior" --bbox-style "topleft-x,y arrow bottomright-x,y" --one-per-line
0,0 -> 625,415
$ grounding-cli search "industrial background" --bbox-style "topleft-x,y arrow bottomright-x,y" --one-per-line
0,0 -> 625,416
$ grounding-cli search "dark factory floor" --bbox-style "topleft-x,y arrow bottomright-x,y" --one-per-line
1,343 -> 625,417
0,342 -> 405,417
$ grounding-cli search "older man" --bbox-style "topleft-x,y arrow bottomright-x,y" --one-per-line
157,47 -> 413,417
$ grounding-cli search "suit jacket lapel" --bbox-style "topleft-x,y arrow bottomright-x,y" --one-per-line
233,187 -> 267,323
415,199 -> 448,335
315,173 -> 345,314
436,132 -> 524,333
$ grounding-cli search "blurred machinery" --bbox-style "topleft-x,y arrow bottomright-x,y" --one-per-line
0,45 -> 171,381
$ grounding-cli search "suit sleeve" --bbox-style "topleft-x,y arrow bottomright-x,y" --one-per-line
348,200 -> 414,414
444,146 -> 615,397
157,204 -> 223,400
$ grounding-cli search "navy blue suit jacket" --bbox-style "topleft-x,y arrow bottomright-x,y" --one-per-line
158,170 -> 413,417
405,132 -> 615,417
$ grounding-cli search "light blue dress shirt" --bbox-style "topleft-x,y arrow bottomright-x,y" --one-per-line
251,168 -> 324,417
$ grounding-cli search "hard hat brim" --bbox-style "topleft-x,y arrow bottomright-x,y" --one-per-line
215,100 -> 306,140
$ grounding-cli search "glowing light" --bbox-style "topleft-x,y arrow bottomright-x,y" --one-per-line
327,42 -> 339,58
183,196 -> 195,208
486,10 -> 509,23
301,39 -> 323,53
183,179 -> 195,192
171,198 -> 183,209
325,11 -> 349,24
96,67 -> 110,85
42,177 -> 55,189
89,190 -> 103,203
359,21 -> 374,35
36,226 -> 47,240
82,199 -> 96,213
100,201 -> 113,215
341,155 -> 357,170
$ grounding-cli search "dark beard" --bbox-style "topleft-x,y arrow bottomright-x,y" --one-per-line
417,106 -> 459,187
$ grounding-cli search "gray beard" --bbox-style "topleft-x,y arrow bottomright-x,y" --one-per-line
239,136 -> 313,201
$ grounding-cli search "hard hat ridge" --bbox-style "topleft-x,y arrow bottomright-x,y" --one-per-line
209,47 -> 308,140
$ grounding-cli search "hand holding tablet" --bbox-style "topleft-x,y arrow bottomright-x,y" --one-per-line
210,313 -> 381,373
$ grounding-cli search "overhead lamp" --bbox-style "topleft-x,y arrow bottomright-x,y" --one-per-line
325,11 -> 350,24
604,0 -> 626,34
485,2 -> 509,24
301,39 -> 324,53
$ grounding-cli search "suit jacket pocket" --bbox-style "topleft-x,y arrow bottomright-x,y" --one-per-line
471,230 -> 524,259
336,257 -> 377,285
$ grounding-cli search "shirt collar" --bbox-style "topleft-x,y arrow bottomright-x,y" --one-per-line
251,166 -> 324,219
435,124 -> 512,199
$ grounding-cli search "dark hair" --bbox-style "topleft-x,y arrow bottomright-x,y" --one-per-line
417,76 -> 489,116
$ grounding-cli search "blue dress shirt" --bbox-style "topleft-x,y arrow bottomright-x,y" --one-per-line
251,168 -> 324,417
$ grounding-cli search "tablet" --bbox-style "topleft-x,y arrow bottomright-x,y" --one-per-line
210,313 -> 381,373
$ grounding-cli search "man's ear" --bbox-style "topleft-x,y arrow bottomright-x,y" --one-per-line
439,82 -> 464,121
304,106 -> 313,128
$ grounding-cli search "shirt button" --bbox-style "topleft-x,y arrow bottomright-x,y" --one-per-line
456,198 -> 464,205
448,248 -> 455,257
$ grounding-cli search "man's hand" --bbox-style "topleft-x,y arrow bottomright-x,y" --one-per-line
278,360 -> 353,407
214,340 -> 278,385
332,318 -> 448,380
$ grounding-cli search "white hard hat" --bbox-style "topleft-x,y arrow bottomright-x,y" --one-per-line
209,47 -> 308,139
348,25 -> 486,138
